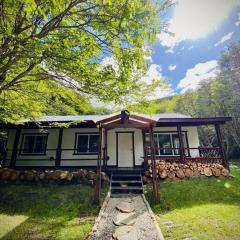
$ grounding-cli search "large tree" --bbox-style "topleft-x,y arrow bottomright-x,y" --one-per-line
0,0 -> 171,122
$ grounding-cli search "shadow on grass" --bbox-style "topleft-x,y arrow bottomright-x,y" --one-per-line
145,167 -> 240,214
0,184 -> 107,240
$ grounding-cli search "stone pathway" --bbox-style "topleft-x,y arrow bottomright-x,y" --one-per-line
87,194 -> 164,240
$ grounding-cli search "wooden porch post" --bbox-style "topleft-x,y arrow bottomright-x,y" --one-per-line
55,128 -> 63,168
93,125 -> 104,204
10,128 -> 21,168
149,125 -> 160,202
177,125 -> 185,163
215,124 -> 228,169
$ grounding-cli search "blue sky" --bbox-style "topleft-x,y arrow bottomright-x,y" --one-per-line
145,0 -> 240,98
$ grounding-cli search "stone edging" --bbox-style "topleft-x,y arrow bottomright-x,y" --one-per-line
141,194 -> 165,240
86,191 -> 111,239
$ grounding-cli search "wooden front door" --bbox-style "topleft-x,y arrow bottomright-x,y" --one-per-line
117,132 -> 134,167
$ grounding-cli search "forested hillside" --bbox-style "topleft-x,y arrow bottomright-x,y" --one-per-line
129,42 -> 240,158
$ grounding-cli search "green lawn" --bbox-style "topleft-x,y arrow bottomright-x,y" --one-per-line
0,184 -> 107,240
146,164 -> 240,240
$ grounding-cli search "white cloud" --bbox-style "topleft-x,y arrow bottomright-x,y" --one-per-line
168,64 -> 176,71
140,64 -> 174,99
214,32 -> 234,47
165,47 -> 175,54
188,46 -> 194,50
157,0 -> 240,50
99,56 -> 119,73
143,55 -> 153,62
235,12 -> 240,26
142,46 -> 153,62
178,60 -> 219,93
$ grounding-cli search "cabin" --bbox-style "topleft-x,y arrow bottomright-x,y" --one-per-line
2,110 -> 231,171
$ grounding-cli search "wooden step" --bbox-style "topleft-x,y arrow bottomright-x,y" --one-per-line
111,186 -> 143,190
111,180 -> 142,183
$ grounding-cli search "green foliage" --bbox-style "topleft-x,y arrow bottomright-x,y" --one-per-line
0,184 -> 107,240
146,167 -> 240,240
0,0 -> 171,122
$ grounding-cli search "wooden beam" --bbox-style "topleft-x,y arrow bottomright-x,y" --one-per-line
93,125 -> 104,204
215,124 -> 228,169
149,126 -> 160,202
10,128 -> 21,168
55,128 -> 63,167
177,125 -> 185,163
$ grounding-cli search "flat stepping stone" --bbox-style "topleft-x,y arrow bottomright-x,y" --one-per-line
116,201 -> 135,213
113,212 -> 137,226
112,226 -> 138,240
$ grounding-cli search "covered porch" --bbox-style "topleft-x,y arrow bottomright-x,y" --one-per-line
94,111 -> 231,203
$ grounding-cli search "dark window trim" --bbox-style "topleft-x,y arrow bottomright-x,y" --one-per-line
74,132 -> 99,155
145,131 -> 190,157
19,133 -> 49,156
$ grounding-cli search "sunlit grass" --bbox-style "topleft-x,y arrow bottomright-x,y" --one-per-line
0,184 -> 107,240
0,214 -> 28,238
146,165 -> 240,240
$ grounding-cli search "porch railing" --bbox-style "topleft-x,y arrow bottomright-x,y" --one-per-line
143,146 -> 223,164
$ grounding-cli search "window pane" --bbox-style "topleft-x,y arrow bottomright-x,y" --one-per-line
23,136 -> 35,153
144,134 -> 151,156
172,134 -> 188,156
34,136 -> 47,153
77,135 -> 88,152
89,135 -> 99,153
154,134 -> 159,155
158,134 -> 172,155
172,134 -> 180,155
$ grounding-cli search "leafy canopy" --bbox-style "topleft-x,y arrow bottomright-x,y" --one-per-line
0,0 -> 171,122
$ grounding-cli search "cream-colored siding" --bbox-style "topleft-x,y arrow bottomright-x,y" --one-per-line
61,128 -> 98,167
5,126 -> 200,167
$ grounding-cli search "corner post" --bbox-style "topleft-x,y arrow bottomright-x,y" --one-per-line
149,124 -> 160,202
177,125 -> 185,163
215,124 -> 228,169
55,128 -> 63,168
93,125 -> 103,204
10,128 -> 21,168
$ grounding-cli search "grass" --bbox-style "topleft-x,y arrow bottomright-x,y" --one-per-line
145,162 -> 240,240
0,184 -> 107,240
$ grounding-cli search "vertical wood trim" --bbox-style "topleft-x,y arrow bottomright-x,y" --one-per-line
177,125 -> 185,163
55,128 -> 63,167
10,128 -> 21,168
94,126 -> 103,204
104,129 -> 107,171
149,126 -> 160,202
116,132 -> 118,167
215,124 -> 228,168
132,132 -> 135,167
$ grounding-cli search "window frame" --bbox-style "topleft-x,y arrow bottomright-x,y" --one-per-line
19,133 -> 48,155
74,132 -> 99,155
145,131 -> 190,157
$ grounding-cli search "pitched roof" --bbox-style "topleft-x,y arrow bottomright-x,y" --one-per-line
24,112 -> 192,123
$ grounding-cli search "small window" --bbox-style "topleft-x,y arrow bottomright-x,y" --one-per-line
21,134 -> 48,155
75,134 -> 99,154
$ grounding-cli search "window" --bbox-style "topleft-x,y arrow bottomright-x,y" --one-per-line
145,132 -> 189,156
21,134 -> 48,155
75,134 -> 99,154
